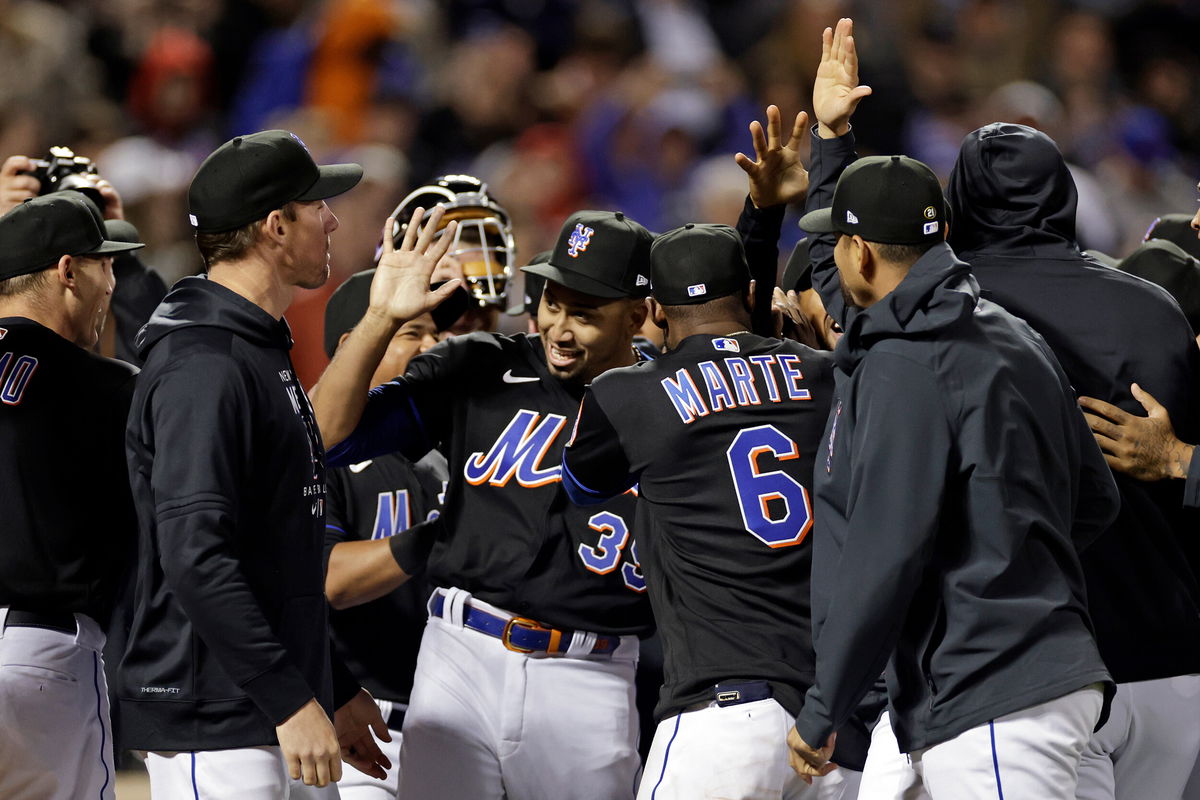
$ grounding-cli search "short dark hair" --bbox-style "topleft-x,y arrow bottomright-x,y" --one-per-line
873,240 -> 937,266
0,268 -> 51,298
661,291 -> 750,326
195,202 -> 299,268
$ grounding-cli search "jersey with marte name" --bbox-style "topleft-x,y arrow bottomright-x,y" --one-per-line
563,332 -> 833,720
326,332 -> 652,637
325,451 -> 445,705
0,317 -> 138,624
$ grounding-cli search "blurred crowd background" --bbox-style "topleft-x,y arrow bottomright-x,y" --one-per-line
4,0 -> 1198,385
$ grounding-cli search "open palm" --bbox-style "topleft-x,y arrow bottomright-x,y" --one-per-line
371,206 -> 462,324
813,18 -> 872,137
734,105 -> 810,208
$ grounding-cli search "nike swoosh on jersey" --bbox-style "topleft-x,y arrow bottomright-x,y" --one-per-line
502,370 -> 540,384
348,460 -> 374,473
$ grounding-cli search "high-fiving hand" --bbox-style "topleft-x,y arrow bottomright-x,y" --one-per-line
369,205 -> 463,325
813,18 -> 872,139
734,105 -> 810,208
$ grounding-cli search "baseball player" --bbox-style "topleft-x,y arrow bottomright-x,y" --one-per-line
295,268 -> 464,800
0,193 -> 144,799
310,207 -> 655,799
120,130 -> 392,796
785,20 -> 1119,799
560,222 -> 849,799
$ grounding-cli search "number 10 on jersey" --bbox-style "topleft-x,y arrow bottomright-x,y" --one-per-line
726,425 -> 812,548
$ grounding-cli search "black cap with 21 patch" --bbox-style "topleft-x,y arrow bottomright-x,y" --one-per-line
650,223 -> 750,306
800,155 -> 945,246
188,130 -> 363,233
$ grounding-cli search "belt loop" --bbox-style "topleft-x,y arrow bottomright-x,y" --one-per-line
444,588 -> 470,627
0,607 -> 8,639
72,613 -> 104,652
565,630 -> 597,658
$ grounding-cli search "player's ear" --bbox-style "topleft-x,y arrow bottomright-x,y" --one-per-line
55,254 -> 76,289
628,297 -> 649,331
745,280 -> 756,315
648,298 -> 667,330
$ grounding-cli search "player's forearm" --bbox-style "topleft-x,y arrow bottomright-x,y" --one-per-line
310,310 -> 401,448
324,539 -> 412,610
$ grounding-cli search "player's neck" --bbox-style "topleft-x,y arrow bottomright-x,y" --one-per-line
0,294 -> 79,346
666,318 -> 751,350
207,255 -> 296,320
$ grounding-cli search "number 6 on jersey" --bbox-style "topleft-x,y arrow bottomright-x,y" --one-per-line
726,424 -> 812,548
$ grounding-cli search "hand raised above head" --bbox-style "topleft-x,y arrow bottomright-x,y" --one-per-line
734,106 -> 810,208
370,205 -> 463,325
813,18 -> 873,139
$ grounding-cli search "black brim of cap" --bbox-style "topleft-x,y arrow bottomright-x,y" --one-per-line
296,163 -> 364,202
798,207 -> 837,235
522,262 -> 626,299
430,282 -> 472,331
82,239 -> 146,257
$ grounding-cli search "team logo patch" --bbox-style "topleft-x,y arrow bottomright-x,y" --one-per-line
923,221 -> 939,235
188,214 -> 199,227
923,205 -> 937,219
712,337 -> 740,352
846,210 -> 859,224
567,224 -> 594,257
687,283 -> 707,297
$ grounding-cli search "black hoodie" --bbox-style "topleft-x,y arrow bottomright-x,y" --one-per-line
797,130 -> 1117,753
947,124 -> 1200,683
120,277 -> 357,751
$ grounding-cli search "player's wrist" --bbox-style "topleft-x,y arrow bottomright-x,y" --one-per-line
1167,441 -> 1194,480
817,120 -> 850,139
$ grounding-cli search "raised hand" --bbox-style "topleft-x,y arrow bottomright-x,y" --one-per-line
734,106 -> 810,208
369,206 -> 463,325
813,18 -> 872,138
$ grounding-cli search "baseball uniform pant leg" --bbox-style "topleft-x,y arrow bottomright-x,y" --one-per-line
912,685 -> 1102,800
147,746 -> 343,799
398,593 -> 640,800
1076,674 -> 1200,800
0,607 -> 114,800
636,698 -> 846,800
856,711 -> 929,800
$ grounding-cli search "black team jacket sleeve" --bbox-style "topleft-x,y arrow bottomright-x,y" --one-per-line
735,195 -> 788,336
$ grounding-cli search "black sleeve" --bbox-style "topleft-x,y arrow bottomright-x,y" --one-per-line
388,516 -> 442,576
735,195 -> 787,336
795,354 -> 950,746
1186,448 -> 1200,508
148,357 -> 314,725
331,649 -> 362,710
325,336 -> 473,467
805,127 -> 859,330
1071,407 -> 1120,551
561,389 -> 637,505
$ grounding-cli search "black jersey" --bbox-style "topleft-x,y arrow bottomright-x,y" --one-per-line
325,451 -> 445,705
326,332 -> 651,636
561,332 -> 834,720
0,317 -> 138,624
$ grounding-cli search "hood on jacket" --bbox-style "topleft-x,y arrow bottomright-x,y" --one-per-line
135,275 -> 293,358
946,123 -> 1079,257
837,242 -> 976,372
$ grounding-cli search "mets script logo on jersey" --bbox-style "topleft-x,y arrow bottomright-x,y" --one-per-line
464,409 -> 566,487
567,224 -> 594,258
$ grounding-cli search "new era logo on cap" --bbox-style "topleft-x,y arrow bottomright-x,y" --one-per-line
687,283 -> 707,297
567,224 -> 594,257
846,210 -> 859,224
636,274 -> 649,287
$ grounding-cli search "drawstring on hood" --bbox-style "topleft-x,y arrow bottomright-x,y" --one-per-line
946,123 -> 1080,259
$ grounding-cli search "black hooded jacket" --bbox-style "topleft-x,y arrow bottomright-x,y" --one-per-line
120,277 -> 357,751
947,124 -> 1200,683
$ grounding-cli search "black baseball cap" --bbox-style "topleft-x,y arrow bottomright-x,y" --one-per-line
522,211 -> 652,299
506,251 -> 551,316
0,193 -> 145,281
781,238 -> 812,293
1116,239 -> 1200,334
1144,214 -> 1200,261
799,155 -> 946,245
650,223 -> 750,305
188,130 -> 363,233
323,268 -> 472,357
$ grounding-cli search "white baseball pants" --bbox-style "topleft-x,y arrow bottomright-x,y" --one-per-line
146,747 -> 342,799
638,697 -> 850,800
396,588 -> 641,800
1076,675 -> 1200,800
855,686 -> 1102,800
0,606 -> 115,800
